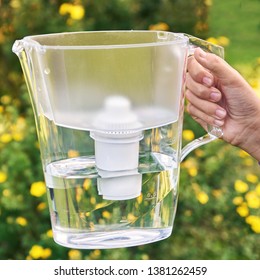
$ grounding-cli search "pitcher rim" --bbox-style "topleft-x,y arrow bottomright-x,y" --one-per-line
21,30 -> 189,50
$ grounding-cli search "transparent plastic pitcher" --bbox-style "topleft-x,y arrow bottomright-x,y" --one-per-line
13,31 -> 223,249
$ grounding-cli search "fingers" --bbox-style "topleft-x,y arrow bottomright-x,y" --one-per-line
187,54 -> 215,87
186,89 -> 226,127
186,49 -> 227,128
187,103 -> 225,127
193,48 -> 236,82
186,72 -> 221,102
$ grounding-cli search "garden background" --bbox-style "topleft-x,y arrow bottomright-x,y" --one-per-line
0,0 -> 260,260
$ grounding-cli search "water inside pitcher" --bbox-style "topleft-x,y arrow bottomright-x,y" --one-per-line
13,31 -> 223,249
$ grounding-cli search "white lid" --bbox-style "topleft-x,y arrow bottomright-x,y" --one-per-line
92,95 -> 142,132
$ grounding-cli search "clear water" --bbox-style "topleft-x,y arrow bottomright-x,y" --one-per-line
42,123 -> 181,249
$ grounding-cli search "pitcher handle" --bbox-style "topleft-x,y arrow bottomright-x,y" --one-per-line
181,35 -> 224,162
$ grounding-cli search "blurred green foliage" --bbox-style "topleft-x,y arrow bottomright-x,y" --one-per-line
0,0 -> 259,260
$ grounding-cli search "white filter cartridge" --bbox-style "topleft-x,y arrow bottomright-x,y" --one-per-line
90,96 -> 143,200
97,169 -> 142,200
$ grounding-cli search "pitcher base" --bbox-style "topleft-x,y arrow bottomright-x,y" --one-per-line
52,227 -> 172,249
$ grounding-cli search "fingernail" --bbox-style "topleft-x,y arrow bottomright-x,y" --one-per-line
210,92 -> 221,101
203,76 -> 213,86
215,108 -> 226,119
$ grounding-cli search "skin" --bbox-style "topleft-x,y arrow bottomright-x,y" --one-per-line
185,48 -> 260,162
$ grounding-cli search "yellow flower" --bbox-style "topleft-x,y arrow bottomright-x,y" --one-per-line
0,95 -> 12,105
149,22 -> 169,31
95,202 -> 108,210
245,191 -> 260,209
195,149 -> 204,157
68,249 -> 82,260
245,215 -> 259,225
102,211 -> 112,219
204,0 -> 212,6
68,149 -> 79,158
234,180 -> 249,193
141,254 -> 150,260
76,186 -> 83,202
88,249 -> 101,260
244,158 -> 254,166
12,132 -> 24,142
29,245 -> 44,259
0,171 -> 7,183
196,191 -> 209,204
10,0 -> 21,9
2,189 -> 11,197
238,150 -> 250,158
90,196 -> 96,204
46,229 -> 53,238
127,213 -> 137,222
236,205 -> 249,217
246,173 -> 258,184
217,36 -> 230,47
37,202 -> 47,211
183,159 -> 198,177
42,248 -> 52,259
29,245 -> 51,259
245,216 -> 260,233
213,214 -> 223,224
249,78 -> 259,89
16,216 -> 28,226
188,166 -> 198,177
59,3 -> 71,15
59,3 -> 85,21
70,5 -> 85,20
92,249 -> 101,257
251,222 -> 260,233
212,189 -> 223,198
30,181 -> 46,197
255,184 -> 260,196
15,217 -> 27,227
182,158 -> 197,169
182,129 -> 195,141
232,196 -> 243,205
0,133 -> 12,143
137,193 -> 143,204
83,178 -> 91,190
206,37 -> 218,45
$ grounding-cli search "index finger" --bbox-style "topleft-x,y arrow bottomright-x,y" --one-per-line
187,55 -> 214,87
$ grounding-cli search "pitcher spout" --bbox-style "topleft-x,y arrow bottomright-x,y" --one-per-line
12,40 -> 25,58
12,39 -> 32,76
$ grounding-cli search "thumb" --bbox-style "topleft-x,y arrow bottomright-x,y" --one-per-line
194,48 -> 238,83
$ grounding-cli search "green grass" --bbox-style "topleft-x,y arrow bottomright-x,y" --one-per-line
209,0 -> 260,66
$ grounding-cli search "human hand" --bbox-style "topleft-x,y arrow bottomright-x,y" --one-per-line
186,48 -> 260,161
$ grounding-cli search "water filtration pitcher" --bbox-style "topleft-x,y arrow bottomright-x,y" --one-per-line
13,31 -> 223,249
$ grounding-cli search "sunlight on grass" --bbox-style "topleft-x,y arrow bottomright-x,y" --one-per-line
209,0 -> 260,65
